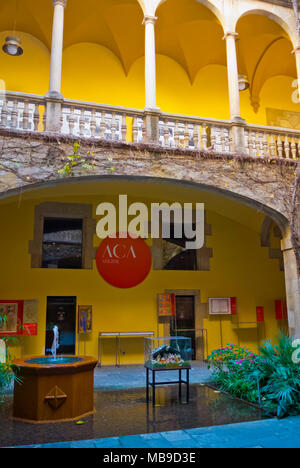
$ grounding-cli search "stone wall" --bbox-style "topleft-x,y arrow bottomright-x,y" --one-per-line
0,129 -> 296,228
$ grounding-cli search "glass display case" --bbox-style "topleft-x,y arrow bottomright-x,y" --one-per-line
144,336 -> 192,369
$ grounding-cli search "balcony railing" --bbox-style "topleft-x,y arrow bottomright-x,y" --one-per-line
0,91 -> 299,160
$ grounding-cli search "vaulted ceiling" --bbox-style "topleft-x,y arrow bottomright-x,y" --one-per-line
0,0 -> 297,106
237,14 -> 296,112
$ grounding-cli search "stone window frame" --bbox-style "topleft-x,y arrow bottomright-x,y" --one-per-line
29,202 -> 96,269
150,213 -> 213,271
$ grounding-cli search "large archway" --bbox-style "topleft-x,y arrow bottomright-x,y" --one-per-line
0,176 -> 288,359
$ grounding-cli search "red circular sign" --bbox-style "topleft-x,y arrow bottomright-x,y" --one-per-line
96,233 -> 152,288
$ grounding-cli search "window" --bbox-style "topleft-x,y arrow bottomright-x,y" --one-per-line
163,240 -> 198,271
29,202 -> 96,269
162,223 -> 198,271
42,218 -> 83,269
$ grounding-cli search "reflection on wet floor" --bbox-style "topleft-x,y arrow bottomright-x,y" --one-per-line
0,384 -> 264,447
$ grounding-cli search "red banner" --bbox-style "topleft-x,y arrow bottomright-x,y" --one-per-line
275,300 -> 283,320
230,297 -> 237,315
256,306 -> 264,323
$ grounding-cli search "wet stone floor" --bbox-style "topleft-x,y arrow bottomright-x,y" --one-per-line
0,384 -> 265,448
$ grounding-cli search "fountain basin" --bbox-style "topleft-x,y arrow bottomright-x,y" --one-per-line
26,356 -> 84,366
12,355 -> 98,423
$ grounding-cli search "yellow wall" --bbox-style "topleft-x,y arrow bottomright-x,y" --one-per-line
1,37 -> 298,126
0,30 -> 50,95
0,181 -> 286,364
0,32 -> 299,127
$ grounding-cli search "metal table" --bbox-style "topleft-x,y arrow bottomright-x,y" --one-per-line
98,331 -> 155,367
145,364 -> 191,407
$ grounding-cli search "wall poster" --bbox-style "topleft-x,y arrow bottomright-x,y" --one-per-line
0,300 -> 23,335
78,305 -> 92,334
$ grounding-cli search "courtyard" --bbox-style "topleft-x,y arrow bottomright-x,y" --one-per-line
1,364 -> 300,449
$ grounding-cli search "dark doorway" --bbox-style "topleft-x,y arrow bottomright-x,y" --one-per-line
45,296 -> 77,355
172,296 -> 196,360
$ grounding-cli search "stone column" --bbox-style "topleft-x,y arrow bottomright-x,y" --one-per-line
292,46 -> 300,104
224,32 -> 245,153
281,226 -> 300,338
143,15 -> 160,144
45,0 -> 67,132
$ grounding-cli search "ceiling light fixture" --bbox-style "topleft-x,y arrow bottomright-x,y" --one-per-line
2,0 -> 23,56
2,36 -> 23,56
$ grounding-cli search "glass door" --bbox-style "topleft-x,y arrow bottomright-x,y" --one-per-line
172,295 -> 196,360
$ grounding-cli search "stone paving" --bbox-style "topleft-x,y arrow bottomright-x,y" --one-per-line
5,363 -> 300,448
93,362 -> 212,389
13,416 -> 300,448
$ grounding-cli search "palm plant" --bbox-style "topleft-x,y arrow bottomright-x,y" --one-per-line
254,334 -> 300,418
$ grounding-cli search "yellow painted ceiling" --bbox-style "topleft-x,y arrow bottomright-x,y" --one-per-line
0,1 -> 296,96
0,0 -> 144,74
237,14 -> 296,111
156,0 -> 226,82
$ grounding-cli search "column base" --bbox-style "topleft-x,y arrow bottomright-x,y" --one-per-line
144,108 -> 161,144
44,92 -> 64,133
230,117 -> 246,153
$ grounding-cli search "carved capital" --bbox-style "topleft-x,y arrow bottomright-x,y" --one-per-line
143,16 -> 157,26
53,0 -> 67,8
223,32 -> 239,41
292,46 -> 300,55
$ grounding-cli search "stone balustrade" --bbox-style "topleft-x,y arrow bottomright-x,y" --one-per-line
61,99 -> 145,143
245,124 -> 300,159
0,91 -> 299,159
159,113 -> 232,152
0,92 -> 45,132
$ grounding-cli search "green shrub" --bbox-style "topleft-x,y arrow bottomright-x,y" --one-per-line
208,344 -> 260,402
207,335 -> 300,418
254,334 -> 300,418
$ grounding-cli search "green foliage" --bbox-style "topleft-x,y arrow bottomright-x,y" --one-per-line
255,334 -> 300,418
207,335 -> 300,418
0,310 -> 22,396
57,142 -> 115,177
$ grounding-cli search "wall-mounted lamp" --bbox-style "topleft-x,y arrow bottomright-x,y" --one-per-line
2,36 -> 23,56
238,74 -> 249,92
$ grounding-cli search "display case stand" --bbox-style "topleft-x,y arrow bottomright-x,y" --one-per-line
145,364 -> 191,407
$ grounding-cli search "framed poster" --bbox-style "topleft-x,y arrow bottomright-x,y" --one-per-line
209,298 -> 231,315
23,299 -> 38,336
158,294 -> 175,317
78,305 -> 92,334
0,300 -> 23,335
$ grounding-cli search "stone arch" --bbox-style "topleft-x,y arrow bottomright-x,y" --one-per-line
154,0 -> 225,31
0,174 -> 289,234
235,8 -> 297,117
234,8 -> 297,47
